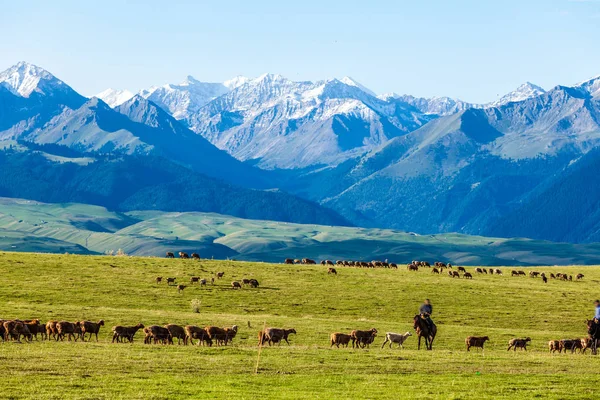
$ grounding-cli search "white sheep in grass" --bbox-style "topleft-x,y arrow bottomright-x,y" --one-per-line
381,331 -> 412,349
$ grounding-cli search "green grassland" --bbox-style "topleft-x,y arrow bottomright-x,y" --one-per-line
1,251 -> 599,399
4,197 -> 600,265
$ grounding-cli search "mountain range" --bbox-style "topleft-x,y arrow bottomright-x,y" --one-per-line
3,61 -> 600,244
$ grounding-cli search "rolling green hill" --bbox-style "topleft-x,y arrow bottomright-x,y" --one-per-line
4,197 -> 600,265
0,251 -> 599,399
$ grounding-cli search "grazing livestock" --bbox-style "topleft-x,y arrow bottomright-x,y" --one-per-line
184,325 -> 213,346
389,263 -> 398,269
511,270 -> 519,277
475,268 -> 484,274
458,267 -> 466,273
112,323 -> 144,343
381,331 -> 412,349
529,271 -> 540,278
507,337 -> 531,351
164,324 -> 186,345
191,253 -> 200,260
259,328 -> 297,346
463,272 -> 473,279
22,320 -> 42,340
447,270 -> 454,277
431,268 -> 439,274
45,321 -> 58,340
518,270 -> 526,276
350,328 -> 378,349
156,277 -> 163,284
231,281 -> 242,289
549,340 -> 563,353
190,277 -> 200,284
205,325 -> 238,346
177,284 -> 187,293
284,258 -> 294,264
179,252 -> 189,259
465,336 -> 489,351
488,268 -> 494,275
330,332 -> 352,348
542,275 -> 548,283
166,252 -> 175,258
146,325 -> 172,345
452,271 -> 460,278
494,269 -> 503,275
328,267 -> 337,275
216,272 -> 225,279
199,279 -> 207,286
56,321 -> 81,341
80,320 -> 104,342
166,277 -> 176,285
302,258 -> 316,265
407,264 -> 418,271
336,260 -> 344,265
577,273 -> 584,280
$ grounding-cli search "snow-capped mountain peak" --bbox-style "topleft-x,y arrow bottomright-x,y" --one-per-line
0,61 -> 65,98
224,75 -> 250,89
95,88 -> 135,108
488,82 -> 546,107
575,75 -> 600,99
339,76 -> 376,97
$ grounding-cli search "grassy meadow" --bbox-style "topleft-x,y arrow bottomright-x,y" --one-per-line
0,251 -> 599,399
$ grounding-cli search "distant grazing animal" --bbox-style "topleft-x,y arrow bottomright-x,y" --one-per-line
302,258 -> 316,265
112,323 -> 144,343
184,325 -> 213,346
80,320 -> 105,342
330,332 -> 352,348
464,272 -> 473,279
205,325 -> 238,346
458,267 -> 466,273
465,336 -> 489,351
177,284 -> 187,293
432,268 -> 439,274
259,328 -> 297,346
488,268 -> 494,275
164,324 -> 186,345
179,252 -> 189,259
511,270 -> 519,277
156,277 -> 163,284
190,277 -> 200,284
284,258 -> 294,264
529,271 -> 540,278
494,269 -> 503,275
199,279 -> 207,286
328,267 -> 337,275
407,264 -> 418,271
166,252 -> 175,258
447,270 -> 453,277
293,259 -> 302,264
507,337 -> 531,351
542,275 -> 548,284
452,271 -> 460,278
389,263 -> 398,269
191,253 -> 200,260
336,260 -> 344,265
576,273 -> 584,280
548,340 -> 563,353
518,270 -> 526,276
216,272 -> 225,279
56,321 -> 81,342
45,321 -> 58,341
550,273 -> 556,279
350,328 -> 378,349
476,267 -> 484,274
146,325 -> 172,345
166,277 -> 176,285
325,260 -> 334,266
248,279 -> 259,288
381,332 -> 412,349
231,281 -> 242,289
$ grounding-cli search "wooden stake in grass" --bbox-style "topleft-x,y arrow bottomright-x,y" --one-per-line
255,321 -> 266,374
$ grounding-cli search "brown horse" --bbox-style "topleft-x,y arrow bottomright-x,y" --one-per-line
413,314 -> 436,350
587,319 -> 600,355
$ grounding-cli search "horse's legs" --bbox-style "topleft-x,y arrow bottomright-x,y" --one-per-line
418,335 -> 421,350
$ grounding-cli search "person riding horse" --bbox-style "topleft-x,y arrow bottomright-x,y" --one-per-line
419,299 -> 434,331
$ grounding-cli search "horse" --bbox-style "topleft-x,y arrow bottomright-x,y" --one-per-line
413,314 -> 437,350
587,319 -> 600,355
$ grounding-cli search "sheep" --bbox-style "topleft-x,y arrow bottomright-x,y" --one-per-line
146,325 -> 172,345
190,277 -> 200,284
259,328 -> 297,346
56,321 -> 81,341
177,284 -> 187,293
549,340 -> 562,353
166,252 -> 175,258
184,325 -> 213,346
205,325 -> 238,346
327,267 -> 337,275
464,272 -> 473,279
381,331 -> 412,349
507,337 -> 531,351
231,281 -> 242,289
465,336 -> 489,351
111,323 -> 144,343
80,320 -> 105,341
284,258 -> 294,264
350,328 -> 377,349
166,277 -> 177,285
164,324 -> 186,345
156,277 -> 163,284
330,332 -> 352,348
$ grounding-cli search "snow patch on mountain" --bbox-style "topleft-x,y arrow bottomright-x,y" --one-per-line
0,61 -> 65,98
487,82 -> 546,107
96,88 -> 134,107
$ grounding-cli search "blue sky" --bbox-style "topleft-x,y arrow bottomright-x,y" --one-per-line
1,0 -> 599,102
